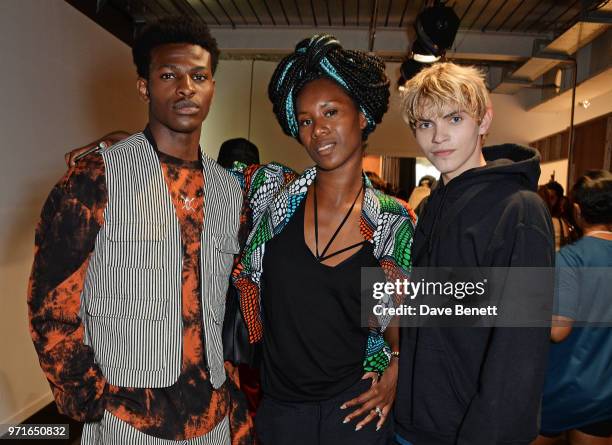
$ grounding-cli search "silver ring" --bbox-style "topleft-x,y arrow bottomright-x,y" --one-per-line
375,407 -> 383,417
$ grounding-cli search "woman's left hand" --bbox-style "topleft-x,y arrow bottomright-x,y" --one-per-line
340,359 -> 399,431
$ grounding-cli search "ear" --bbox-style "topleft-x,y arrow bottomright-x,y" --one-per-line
572,202 -> 582,223
137,78 -> 150,103
359,112 -> 367,131
478,106 -> 493,135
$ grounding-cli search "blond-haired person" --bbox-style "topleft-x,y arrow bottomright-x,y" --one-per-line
394,63 -> 554,445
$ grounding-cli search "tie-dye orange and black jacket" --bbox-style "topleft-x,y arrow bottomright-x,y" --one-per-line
27,129 -> 253,443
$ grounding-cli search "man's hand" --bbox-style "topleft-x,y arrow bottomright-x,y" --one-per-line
340,359 -> 399,431
65,131 -> 131,167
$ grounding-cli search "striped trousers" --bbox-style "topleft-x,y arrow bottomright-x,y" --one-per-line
81,411 -> 231,445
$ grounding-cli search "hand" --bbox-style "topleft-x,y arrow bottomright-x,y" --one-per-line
224,360 -> 239,385
340,360 -> 399,431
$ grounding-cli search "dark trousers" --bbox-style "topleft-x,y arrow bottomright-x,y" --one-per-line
256,379 -> 393,445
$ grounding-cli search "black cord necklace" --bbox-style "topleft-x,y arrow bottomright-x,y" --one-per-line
313,179 -> 367,262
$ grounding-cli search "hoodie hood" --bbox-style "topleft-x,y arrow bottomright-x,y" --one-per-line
479,143 -> 541,190
437,143 -> 541,194
414,143 -> 546,266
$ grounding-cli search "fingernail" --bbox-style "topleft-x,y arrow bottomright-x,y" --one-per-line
343,417 -> 350,424
355,425 -> 362,431
340,404 -> 346,410
376,425 -> 381,431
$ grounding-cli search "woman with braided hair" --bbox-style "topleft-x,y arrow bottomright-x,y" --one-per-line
232,34 -> 416,444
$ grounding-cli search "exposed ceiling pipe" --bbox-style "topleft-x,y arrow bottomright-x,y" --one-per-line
369,0 -> 380,52
567,58 -> 578,188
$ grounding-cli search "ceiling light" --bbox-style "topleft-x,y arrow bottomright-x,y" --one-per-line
411,3 -> 460,63
399,2 -> 460,86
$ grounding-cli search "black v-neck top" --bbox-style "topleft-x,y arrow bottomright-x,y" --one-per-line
260,199 -> 379,402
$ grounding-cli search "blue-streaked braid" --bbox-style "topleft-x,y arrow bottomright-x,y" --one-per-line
268,34 -> 390,141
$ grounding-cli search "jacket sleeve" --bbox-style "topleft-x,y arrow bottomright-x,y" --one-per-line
229,162 -> 298,211
457,219 -> 555,444
27,158 -> 109,422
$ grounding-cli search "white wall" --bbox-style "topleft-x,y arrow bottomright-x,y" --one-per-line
540,159 -> 569,191
200,60 -> 252,158
202,61 -> 313,171
0,0 -> 146,425
491,89 -> 612,145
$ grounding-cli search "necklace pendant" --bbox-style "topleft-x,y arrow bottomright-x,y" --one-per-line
181,195 -> 197,212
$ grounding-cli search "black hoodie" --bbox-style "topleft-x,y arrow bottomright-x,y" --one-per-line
395,144 -> 555,445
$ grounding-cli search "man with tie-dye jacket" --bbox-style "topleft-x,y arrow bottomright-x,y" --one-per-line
27,17 -> 253,445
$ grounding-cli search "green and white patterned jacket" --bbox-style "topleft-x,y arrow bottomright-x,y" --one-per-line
232,162 -> 416,373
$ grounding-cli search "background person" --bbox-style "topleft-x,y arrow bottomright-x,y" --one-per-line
534,170 -> 612,445
217,138 -> 260,169
365,170 -> 390,193
538,180 -> 577,250
217,138 -> 263,429
408,174 -> 436,215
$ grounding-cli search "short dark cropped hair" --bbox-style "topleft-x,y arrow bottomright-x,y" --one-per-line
545,181 -> 564,199
132,17 -> 220,79
419,175 -> 437,188
217,138 -> 260,168
571,170 -> 612,225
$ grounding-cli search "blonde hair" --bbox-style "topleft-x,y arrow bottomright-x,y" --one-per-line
401,62 -> 490,128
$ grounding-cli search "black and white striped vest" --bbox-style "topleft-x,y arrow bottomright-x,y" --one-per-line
80,133 -> 241,389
